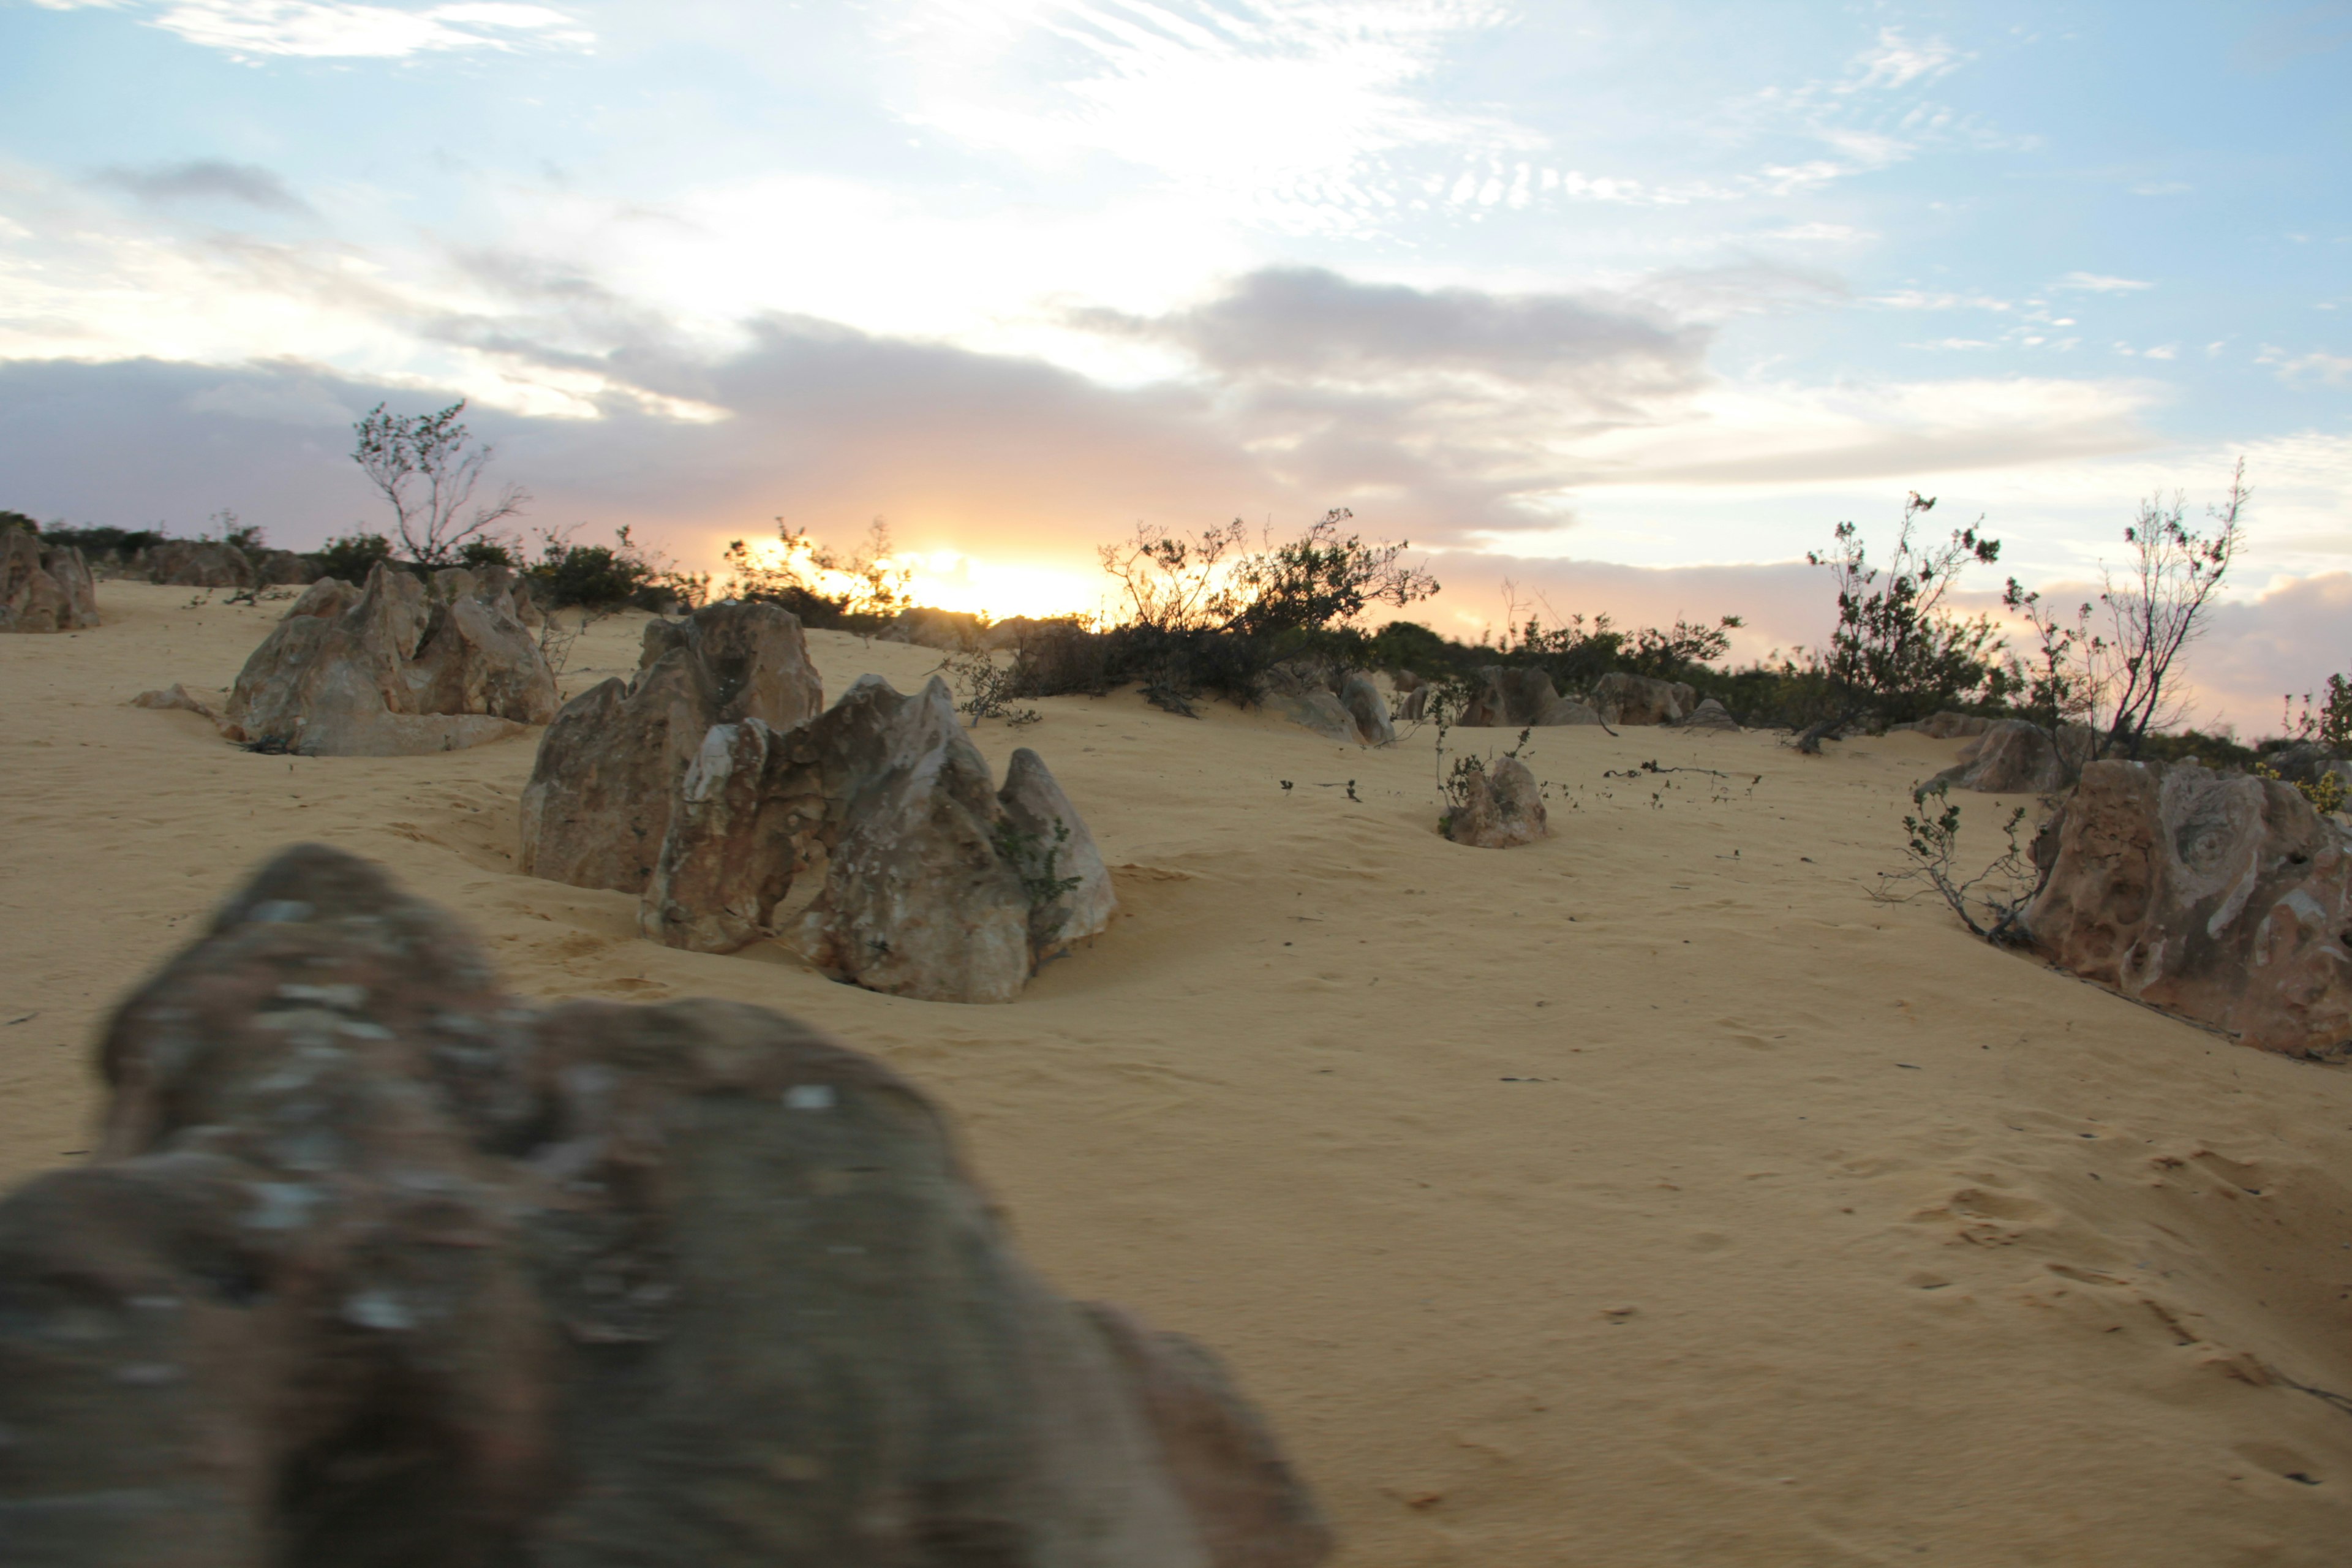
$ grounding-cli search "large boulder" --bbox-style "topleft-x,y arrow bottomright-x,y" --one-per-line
1444,755 -> 1548,848
1931,718 -> 2073,794
146,538 -> 255,589
1592,672 -> 1695,726
220,561 -> 557,755
1459,666 -> 1557,728
521,600 -> 824,894
0,843 -> 1329,1567
1336,673 -> 1395,747
0,527 -> 100,632
2026,760 -> 2352,1057
644,676 -> 1114,1001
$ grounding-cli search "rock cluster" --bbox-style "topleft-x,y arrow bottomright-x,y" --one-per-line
0,526 -> 100,633
643,676 -> 1114,1004
0,844 -> 1330,1567
1457,666 -> 1598,728
1592,671 -> 1697,726
138,538 -> 323,589
2027,760 -> 2352,1057
1265,662 -> 1393,747
221,561 -> 557,755
521,601 -> 825,893
1445,755 -> 1548,849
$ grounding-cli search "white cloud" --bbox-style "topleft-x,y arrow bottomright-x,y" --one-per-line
2258,347 -> 2352,386
36,0 -> 592,58
2054,271 -> 2155,293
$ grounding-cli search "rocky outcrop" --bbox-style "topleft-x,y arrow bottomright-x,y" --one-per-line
1396,685 -> 1429,723
146,538 -> 255,589
2026,760 -> 2352,1057
0,527 -> 100,632
1457,666 -> 1598,728
1593,672 -> 1696,726
130,682 -> 226,723
1678,696 -> 1740,731
1931,718 -> 2077,794
643,676 -> 1115,1001
221,561 -> 557,755
1337,673 -> 1395,747
1445,755 -> 1548,848
0,843 -> 1328,1567
521,600 -> 824,894
251,547 -> 323,586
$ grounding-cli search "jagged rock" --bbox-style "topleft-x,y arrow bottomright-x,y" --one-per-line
1678,696 -> 1740,731
998,744 -> 1117,958
221,560 -> 557,756
0,843 -> 1328,1567
249,548 -> 322,586
1337,673 -> 1395,747
1396,685 -> 1430,723
643,676 -> 1112,1000
1931,718 -> 2073,793
146,538 -> 255,589
521,601 -> 824,894
0,527 -> 100,632
1445,755 -> 1547,848
1592,672 -> 1695,726
2026,761 -> 2352,1056
882,605 -> 986,649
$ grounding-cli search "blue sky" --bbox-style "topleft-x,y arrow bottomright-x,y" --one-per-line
2,1 -> 2348,725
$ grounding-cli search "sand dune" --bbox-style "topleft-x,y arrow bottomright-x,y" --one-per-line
7,582 -> 2352,1564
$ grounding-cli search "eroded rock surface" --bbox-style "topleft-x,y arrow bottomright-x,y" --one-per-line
0,844 -> 1328,1567
520,601 -> 823,894
1678,697 -> 1740,731
1593,672 -> 1695,726
0,527 -> 100,632
1931,718 -> 2076,794
2027,760 -> 2352,1056
641,677 -> 1114,1001
221,562 -> 556,756
1445,755 -> 1548,849
1336,673 -> 1395,748
146,540 -> 256,589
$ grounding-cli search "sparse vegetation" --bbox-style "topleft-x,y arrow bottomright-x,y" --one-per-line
944,651 -> 1040,728
1872,784 -> 2041,943
351,399 -> 530,566
722,518 -> 913,630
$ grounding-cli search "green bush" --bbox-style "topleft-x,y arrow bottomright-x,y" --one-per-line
314,532 -> 394,583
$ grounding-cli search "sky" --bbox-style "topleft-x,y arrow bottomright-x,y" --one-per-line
2,0 -> 2348,730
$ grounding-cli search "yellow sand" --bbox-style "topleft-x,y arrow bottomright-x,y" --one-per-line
7,582 -> 2352,1565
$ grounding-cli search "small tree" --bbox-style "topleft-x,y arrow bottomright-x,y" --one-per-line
2088,460 -> 2247,760
1796,493 -> 2002,753
351,401 -> 529,566
1098,519 -> 1248,631
1226,509 -> 1439,636
722,518 -> 911,628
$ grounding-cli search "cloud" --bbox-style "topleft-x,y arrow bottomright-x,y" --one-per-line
92,158 -> 311,213
38,0 -> 593,58
2258,347 -> 2352,386
1069,266 -> 1708,396
2054,272 -> 2155,293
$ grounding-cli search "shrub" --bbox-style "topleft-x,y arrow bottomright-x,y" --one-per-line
722,518 -> 911,631
527,526 -> 702,611
314,532 -> 394,583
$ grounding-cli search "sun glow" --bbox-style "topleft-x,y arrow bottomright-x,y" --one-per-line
896,551 -> 1102,624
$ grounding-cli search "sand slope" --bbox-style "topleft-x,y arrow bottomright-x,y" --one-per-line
7,582 -> 2352,1565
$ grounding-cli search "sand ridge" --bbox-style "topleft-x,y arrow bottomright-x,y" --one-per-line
7,582 -> 2352,1564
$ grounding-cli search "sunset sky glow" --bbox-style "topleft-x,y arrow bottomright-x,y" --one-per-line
2,0 -> 2348,725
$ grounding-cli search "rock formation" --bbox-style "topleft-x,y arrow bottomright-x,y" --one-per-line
1592,672 -> 1696,726
2027,760 -> 2352,1057
881,605 -> 986,649
146,538 -> 256,589
1336,673 -> 1395,747
521,600 -> 824,894
0,526 -> 100,632
1930,718 -> 2078,794
221,561 -> 557,756
641,676 -> 1114,1003
1894,710 -> 1991,739
251,547 -> 324,586
0,843 -> 1329,1567
1455,667 -> 1598,729
1678,696 -> 1740,731
1445,755 -> 1548,849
